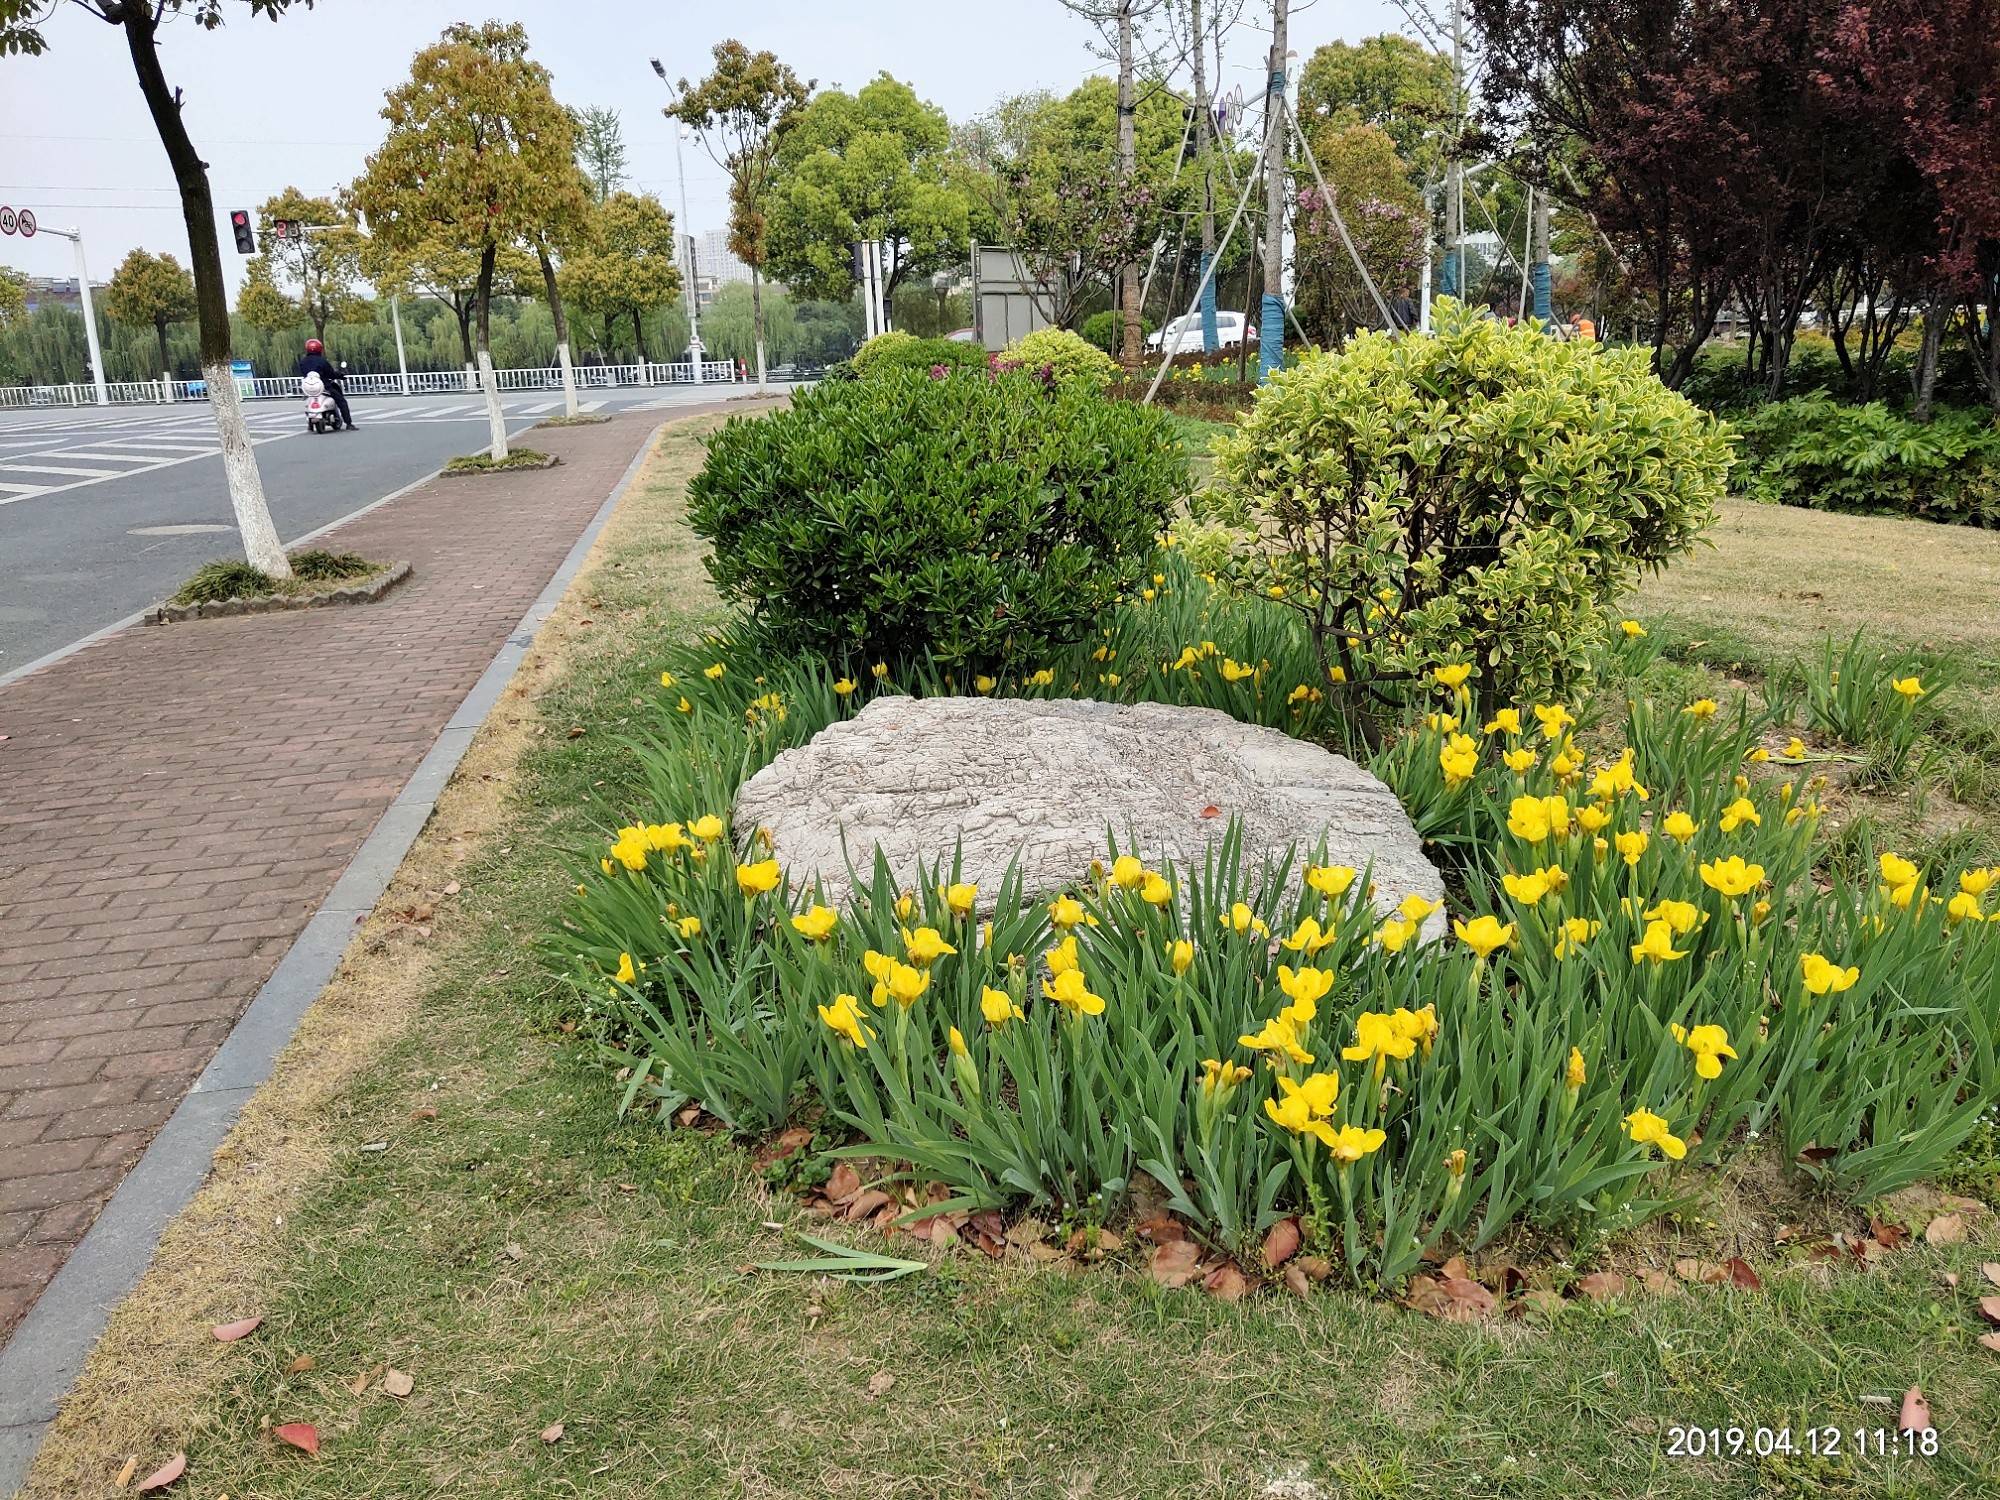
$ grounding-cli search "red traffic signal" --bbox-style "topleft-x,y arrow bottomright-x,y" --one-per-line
230,209 -> 255,255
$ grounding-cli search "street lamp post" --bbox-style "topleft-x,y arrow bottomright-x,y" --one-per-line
34,225 -> 110,406
649,58 -> 705,386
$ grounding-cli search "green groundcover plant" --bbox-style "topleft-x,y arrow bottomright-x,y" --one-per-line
1731,392 -> 2000,527
685,370 -> 1186,672
550,544 -> 2000,1290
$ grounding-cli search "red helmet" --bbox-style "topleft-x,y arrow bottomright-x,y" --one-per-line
305,338 -> 324,354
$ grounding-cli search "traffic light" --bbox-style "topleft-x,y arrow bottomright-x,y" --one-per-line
272,218 -> 293,243
230,209 -> 255,255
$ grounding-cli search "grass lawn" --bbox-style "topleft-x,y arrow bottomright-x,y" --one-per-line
20,426 -> 2000,1500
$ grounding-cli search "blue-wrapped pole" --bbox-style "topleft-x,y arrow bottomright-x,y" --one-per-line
1200,252 -> 1219,353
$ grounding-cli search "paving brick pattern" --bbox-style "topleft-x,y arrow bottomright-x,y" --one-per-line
0,409 -> 690,1342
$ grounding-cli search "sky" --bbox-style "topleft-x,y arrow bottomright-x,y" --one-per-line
0,0 -> 1405,293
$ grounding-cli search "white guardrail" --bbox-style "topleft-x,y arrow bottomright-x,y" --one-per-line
0,360 -> 741,410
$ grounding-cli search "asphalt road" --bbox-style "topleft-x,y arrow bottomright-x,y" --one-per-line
0,385 -> 757,675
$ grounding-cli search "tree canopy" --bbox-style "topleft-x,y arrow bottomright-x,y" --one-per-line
560,191 -> 683,361
766,73 -> 972,302
575,105 -> 628,201
1297,34 -> 1455,186
104,247 -> 197,372
253,188 -> 369,338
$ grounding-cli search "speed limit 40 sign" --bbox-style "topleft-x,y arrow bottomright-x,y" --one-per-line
0,206 -> 33,237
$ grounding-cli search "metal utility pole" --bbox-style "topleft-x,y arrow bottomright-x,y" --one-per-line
1192,0 -> 1218,354
1257,0 -> 1289,381
1116,0 -> 1143,364
649,59 -> 705,384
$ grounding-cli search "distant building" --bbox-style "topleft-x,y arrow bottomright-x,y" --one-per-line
691,229 -> 752,290
21,276 -> 91,313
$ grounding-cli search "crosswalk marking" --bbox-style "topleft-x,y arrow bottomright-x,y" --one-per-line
0,462 -> 124,479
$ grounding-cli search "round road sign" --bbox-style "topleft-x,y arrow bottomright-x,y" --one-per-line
0,206 -> 16,235
16,209 -> 35,237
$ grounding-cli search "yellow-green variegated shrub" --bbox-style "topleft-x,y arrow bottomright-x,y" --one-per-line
1204,301 -> 1734,733
1001,326 -> 1121,390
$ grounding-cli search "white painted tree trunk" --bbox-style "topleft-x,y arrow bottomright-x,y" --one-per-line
755,339 -> 767,394
204,358 -> 290,578
464,361 -> 477,394
557,340 -> 578,418
478,349 -> 509,461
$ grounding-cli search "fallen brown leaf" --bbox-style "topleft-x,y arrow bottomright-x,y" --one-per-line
1925,1213 -> 1966,1246
211,1316 -> 261,1342
1982,1262 -> 2000,1289
1262,1218 -> 1301,1268
1722,1256 -> 1762,1291
1282,1264 -> 1312,1298
1575,1270 -> 1628,1302
1976,1331 -> 2000,1354
273,1422 -> 319,1455
1150,1240 -> 1202,1288
441,880 -> 461,896
1898,1387 -> 1932,1436
382,1368 -> 414,1399
1293,1255 -> 1333,1283
1203,1262 -> 1252,1302
135,1453 -> 186,1492
1978,1295 -> 2000,1326
865,1370 -> 895,1400
114,1455 -> 138,1488
540,1421 -> 566,1443
844,1188 -> 892,1222
284,1354 -> 315,1375
824,1162 -> 862,1206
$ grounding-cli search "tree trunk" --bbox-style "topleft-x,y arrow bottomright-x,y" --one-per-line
630,306 -> 650,363
1913,289 -> 1946,422
155,319 -> 171,381
1257,0 -> 1289,381
1116,2 -> 1143,366
752,266 -> 768,393
539,247 -> 577,418
118,4 -> 288,577
475,242 -> 508,461
1192,0 -> 1218,354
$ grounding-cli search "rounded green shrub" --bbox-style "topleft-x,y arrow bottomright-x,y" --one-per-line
1080,309 -> 1153,354
1204,300 -> 1734,721
686,370 -> 1187,671
850,330 -> 988,379
1001,326 -> 1122,390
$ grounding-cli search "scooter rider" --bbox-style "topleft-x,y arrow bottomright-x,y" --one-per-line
295,338 -> 355,430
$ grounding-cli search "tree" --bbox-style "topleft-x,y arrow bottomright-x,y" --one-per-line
358,237 -> 533,370
670,40 -> 812,392
1297,34 -> 1455,187
0,0 -> 297,577
978,79 -> 1196,331
1474,0 -> 1826,387
1292,123 -> 1425,341
0,264 -> 24,325
353,21 -> 583,459
103,247 -> 196,375
767,75 -> 972,310
575,106 -> 628,200
1818,0 -> 2000,418
560,191 -> 682,362
252,187 -> 367,340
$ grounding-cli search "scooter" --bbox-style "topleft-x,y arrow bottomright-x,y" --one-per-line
301,371 -> 340,434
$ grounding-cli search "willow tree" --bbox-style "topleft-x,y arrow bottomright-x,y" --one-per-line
104,247 -> 196,376
353,20 -> 581,459
670,40 -> 811,392
0,0 -> 295,576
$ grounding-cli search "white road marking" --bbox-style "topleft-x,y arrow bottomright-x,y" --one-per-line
0,463 -> 124,479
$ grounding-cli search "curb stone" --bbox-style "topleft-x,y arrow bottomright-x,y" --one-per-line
144,560 -> 413,625
0,420 -> 667,1495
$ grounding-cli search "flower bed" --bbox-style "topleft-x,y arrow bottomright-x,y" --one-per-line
550,547 -> 2000,1291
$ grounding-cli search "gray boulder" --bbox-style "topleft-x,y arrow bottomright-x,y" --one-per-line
733,696 -> 1446,929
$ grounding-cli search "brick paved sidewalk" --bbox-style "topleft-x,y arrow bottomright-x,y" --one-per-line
0,408 -> 713,1342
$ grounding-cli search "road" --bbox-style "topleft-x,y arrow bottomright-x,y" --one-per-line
0,385 -> 761,675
